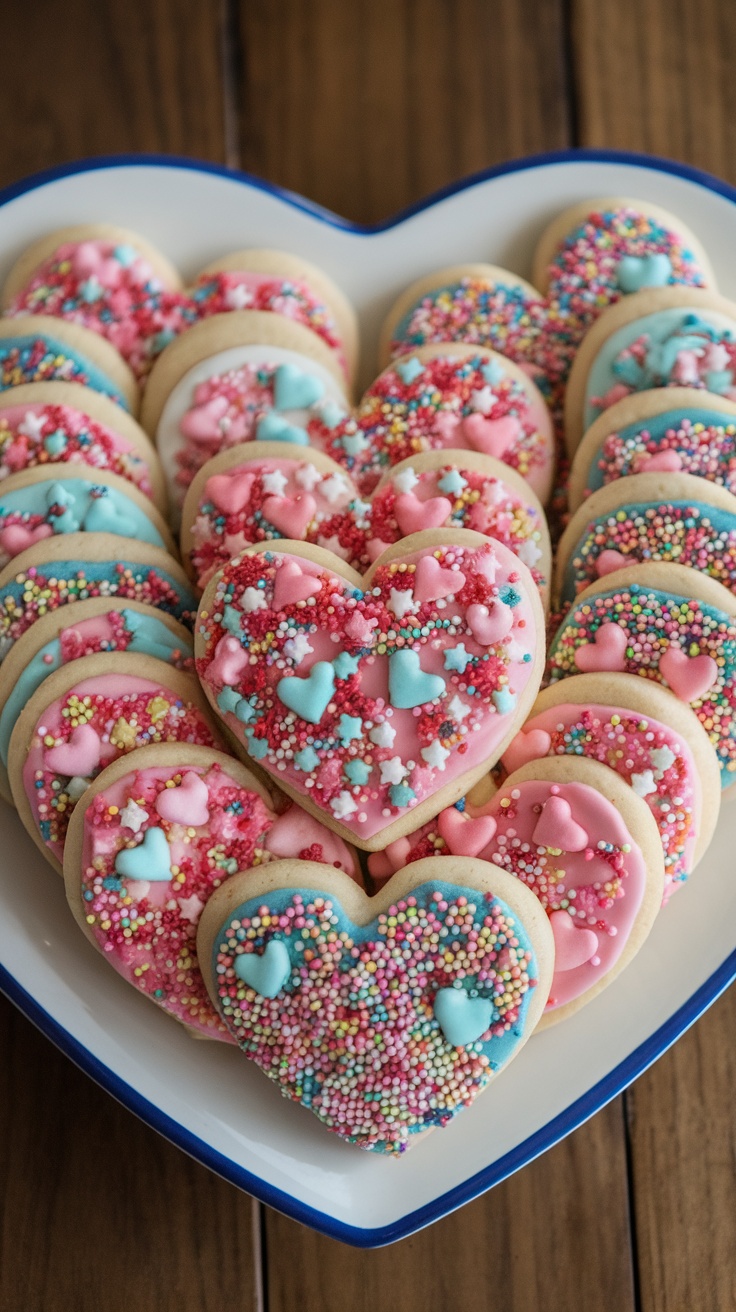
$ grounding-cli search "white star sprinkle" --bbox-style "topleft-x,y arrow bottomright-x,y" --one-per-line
120,799 -> 149,833
370,722 -> 396,749
320,474 -> 351,505
379,757 -> 406,785
421,741 -> 451,771
517,538 -> 543,568
331,791 -> 358,819
295,464 -> 322,491
283,633 -> 313,664
470,386 -> 496,414
392,466 -> 419,494
241,587 -> 267,613
388,587 -> 419,618
448,695 -> 471,722
505,639 -> 527,662
631,770 -> 657,798
18,411 -> 46,443
261,468 -> 288,496
650,745 -> 676,774
224,284 -> 253,310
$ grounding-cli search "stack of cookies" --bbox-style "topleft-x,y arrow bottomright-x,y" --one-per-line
0,198 -> 726,1156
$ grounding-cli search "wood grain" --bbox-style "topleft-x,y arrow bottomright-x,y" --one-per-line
0,0 -> 227,189
266,1102 -> 635,1311
237,0 -> 572,224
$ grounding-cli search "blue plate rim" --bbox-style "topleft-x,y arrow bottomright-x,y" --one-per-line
1,145 -> 736,1248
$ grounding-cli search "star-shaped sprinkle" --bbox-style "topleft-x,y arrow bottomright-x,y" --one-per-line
18,411 -> 47,443
217,687 -> 241,714
333,650 -> 360,679
225,284 -> 254,310
470,386 -> 496,414
341,431 -> 369,456
517,538 -> 543,568
294,746 -> 320,772
320,474 -> 351,505
448,695 -> 471,722
506,639 -> 528,662
396,356 -> 425,385
262,468 -> 288,495
392,466 -> 419,494
438,469 -> 467,495
389,587 -> 419,618
120,799 -> 149,833
241,587 -> 267,613
482,359 -> 506,386
245,730 -> 269,760
443,644 -> 473,673
284,633 -> 313,664
331,790 -> 358,819
389,782 -> 415,806
337,713 -> 363,745
631,770 -> 657,797
344,759 -> 371,786
295,463 -> 322,491
650,745 -> 676,774
370,721 -> 396,748
317,400 -> 346,428
379,757 -> 406,785
421,741 -> 451,770
492,688 -> 517,714
177,894 -> 205,924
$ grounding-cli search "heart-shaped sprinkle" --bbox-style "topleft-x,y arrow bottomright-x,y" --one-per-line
467,599 -> 514,646
595,548 -> 629,577
634,449 -> 683,474
180,394 -> 230,443
502,727 -> 552,773
388,649 -> 446,708
261,492 -> 316,537
277,661 -> 336,723
207,634 -> 249,686
43,722 -> 101,776
272,558 -> 322,608
433,987 -> 493,1047
437,806 -> 497,856
616,252 -> 672,293
234,938 -> 291,999
659,645 -> 718,702
462,413 -> 522,459
413,554 -> 464,603
115,825 -> 173,883
273,362 -> 325,412
548,910 -> 599,971
255,412 -> 309,445
574,622 -> 627,673
155,771 -> 211,826
532,795 -> 589,851
0,522 -> 53,556
205,471 -> 256,515
394,492 -> 452,536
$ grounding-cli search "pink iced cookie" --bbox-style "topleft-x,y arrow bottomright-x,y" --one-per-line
63,743 -> 360,1042
9,653 -> 222,873
180,443 -> 370,587
325,344 -> 554,500
195,531 -> 545,851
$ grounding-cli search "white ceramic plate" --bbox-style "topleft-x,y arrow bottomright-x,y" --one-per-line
1,150 -> 736,1248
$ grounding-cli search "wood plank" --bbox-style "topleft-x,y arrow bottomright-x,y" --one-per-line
0,994 -> 260,1312
574,4 -> 736,1307
237,0 -> 634,1301
237,0 -> 572,224
266,1102 -> 635,1310
572,0 -> 736,180
625,987 -> 736,1312
0,0 -> 227,189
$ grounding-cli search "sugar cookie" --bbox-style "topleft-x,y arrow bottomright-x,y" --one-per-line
0,315 -> 138,413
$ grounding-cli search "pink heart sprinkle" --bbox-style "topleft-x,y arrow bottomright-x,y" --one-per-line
574,622 -> 628,673
180,395 -> 231,443
532,794 -> 589,852
155,771 -> 210,826
659,645 -> 718,702
634,450 -> 683,474
394,493 -> 452,536
273,559 -> 323,609
437,807 -> 497,857
0,522 -> 53,556
262,493 -> 317,538
413,555 -> 465,603
43,722 -> 101,777
466,599 -> 514,646
205,471 -> 256,516
502,727 -> 552,773
207,634 -> 248,686
462,413 -> 522,459
549,910 -> 599,972
595,548 -> 629,577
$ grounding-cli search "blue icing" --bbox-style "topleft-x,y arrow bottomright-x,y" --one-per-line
585,406 -> 736,494
214,880 -> 540,1149
0,479 -> 163,548
0,334 -> 129,409
0,610 -> 192,767
0,557 -> 195,662
560,497 -> 736,607
584,308 -> 736,431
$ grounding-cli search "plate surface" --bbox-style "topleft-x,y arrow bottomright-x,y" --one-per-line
1,149 -> 736,1247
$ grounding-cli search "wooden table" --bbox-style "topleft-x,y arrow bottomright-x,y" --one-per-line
1,2 -> 736,1307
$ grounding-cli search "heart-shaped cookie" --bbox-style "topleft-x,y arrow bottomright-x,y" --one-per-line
196,855 -> 553,1153
195,530 -> 545,849
63,744 -> 359,1042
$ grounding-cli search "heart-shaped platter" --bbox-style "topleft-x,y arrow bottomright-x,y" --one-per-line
1,149 -> 736,1245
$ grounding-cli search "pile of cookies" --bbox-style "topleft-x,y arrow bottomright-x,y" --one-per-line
0,198 -> 729,1156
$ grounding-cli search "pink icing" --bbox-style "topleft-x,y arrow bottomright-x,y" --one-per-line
22,672 -> 218,862
499,701 -> 700,893
0,402 -> 154,497
197,539 -> 540,841
485,779 -> 649,1010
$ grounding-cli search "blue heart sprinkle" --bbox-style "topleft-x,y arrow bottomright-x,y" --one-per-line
273,363 -> 325,411
616,252 -> 672,293
277,661 -> 336,723
115,826 -> 172,883
256,411 -> 309,445
388,649 -> 446,709
235,939 -> 291,999
434,987 -> 493,1047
